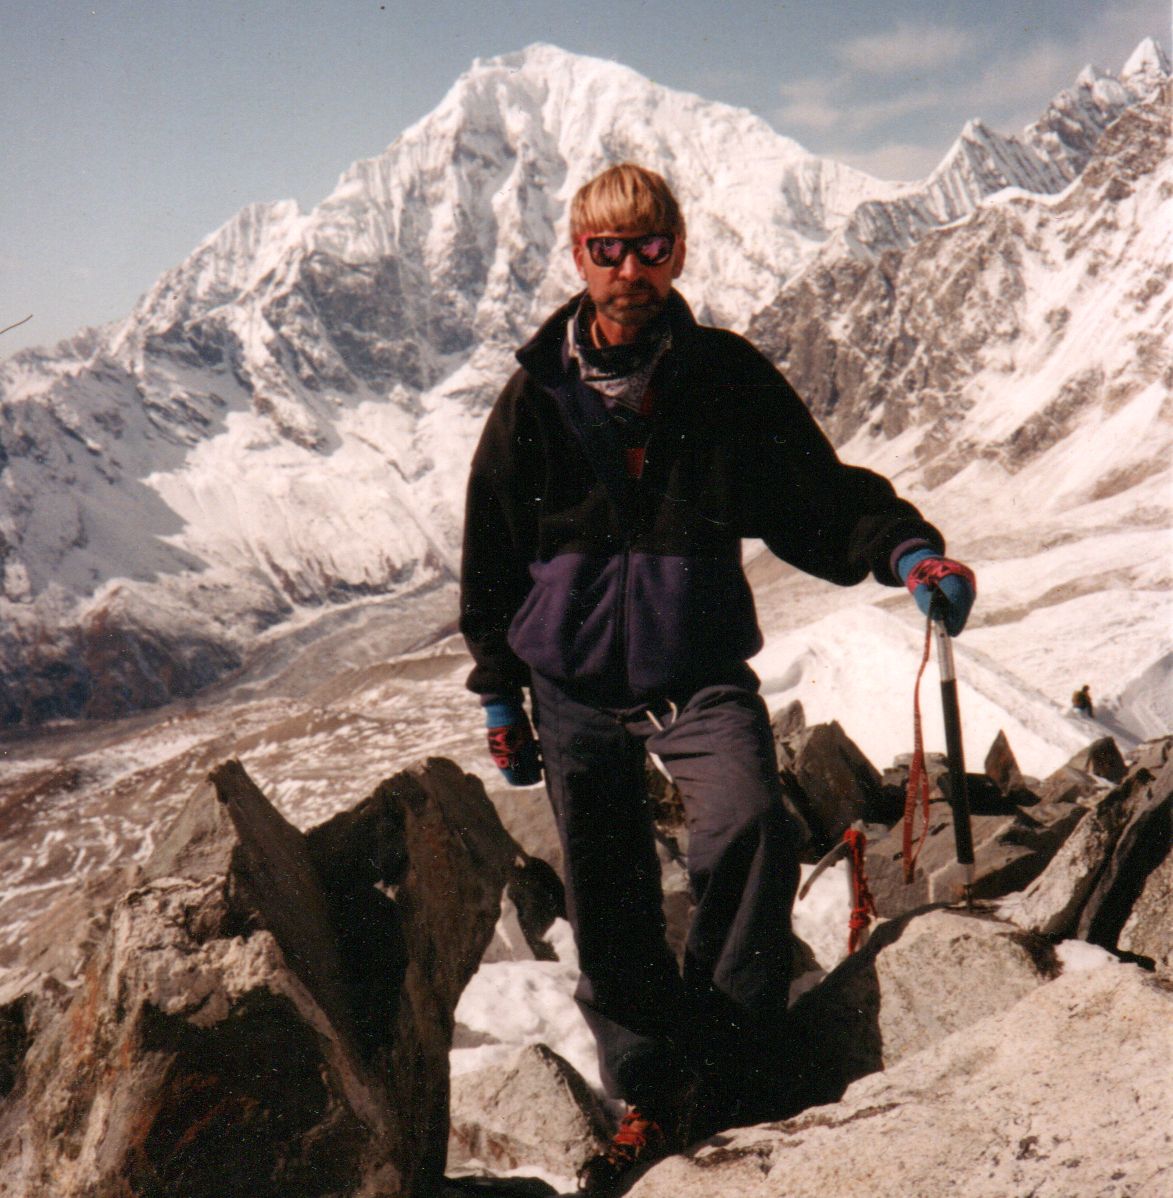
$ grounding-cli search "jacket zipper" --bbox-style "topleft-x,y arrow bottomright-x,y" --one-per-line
617,424 -> 654,689
616,536 -> 632,688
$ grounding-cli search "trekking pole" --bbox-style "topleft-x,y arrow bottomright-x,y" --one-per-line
930,594 -> 975,908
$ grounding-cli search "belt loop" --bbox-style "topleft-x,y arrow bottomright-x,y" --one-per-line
645,700 -> 676,786
644,699 -> 678,732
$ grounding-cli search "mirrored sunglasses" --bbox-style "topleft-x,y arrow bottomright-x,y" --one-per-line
581,232 -> 676,268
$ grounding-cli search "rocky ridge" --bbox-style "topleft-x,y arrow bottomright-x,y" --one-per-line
0,713 -> 1167,1196
749,78 -> 1172,460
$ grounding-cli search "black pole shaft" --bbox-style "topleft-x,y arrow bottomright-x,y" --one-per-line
939,675 -> 975,865
932,611 -> 975,868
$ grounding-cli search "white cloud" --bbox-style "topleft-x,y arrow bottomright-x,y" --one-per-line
834,23 -> 980,77
774,80 -> 841,133
835,140 -> 947,183
769,4 -> 1168,181
775,78 -> 943,139
954,40 -> 1087,131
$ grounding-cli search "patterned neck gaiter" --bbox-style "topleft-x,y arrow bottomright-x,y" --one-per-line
567,299 -> 671,415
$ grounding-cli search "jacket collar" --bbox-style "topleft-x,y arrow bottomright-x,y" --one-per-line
514,290 -> 698,514
516,289 -> 699,388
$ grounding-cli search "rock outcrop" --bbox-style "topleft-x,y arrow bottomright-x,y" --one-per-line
0,726 -> 1168,1197
627,966 -> 1172,1198
0,756 -> 517,1198
448,1044 -> 610,1180
785,909 -> 1058,1107
1003,744 -> 1173,949
448,726 -> 1172,1196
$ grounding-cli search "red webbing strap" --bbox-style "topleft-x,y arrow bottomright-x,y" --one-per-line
905,555 -> 977,596
844,827 -> 877,953
903,616 -> 935,883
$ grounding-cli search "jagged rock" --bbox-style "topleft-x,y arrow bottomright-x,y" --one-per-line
1035,761 -> 1111,805
448,1044 -> 610,1179
984,728 -> 1025,794
1066,735 -> 1128,783
864,795 -> 1086,917
507,856 -> 566,960
788,721 -> 882,849
0,756 -> 513,1198
629,966 -> 1172,1198
783,908 -> 1056,1108
1130,735 -> 1173,774
891,750 -> 949,795
1118,850 -> 1173,974
1002,749 -> 1171,939
770,699 -> 806,751
998,802 -> 1126,937
1077,750 -> 1173,949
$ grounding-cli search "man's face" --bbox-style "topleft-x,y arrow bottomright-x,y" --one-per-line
573,228 -> 686,339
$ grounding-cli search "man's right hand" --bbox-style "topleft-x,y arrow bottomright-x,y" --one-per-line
484,701 -> 543,786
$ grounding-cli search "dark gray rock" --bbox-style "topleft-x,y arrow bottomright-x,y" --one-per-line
1036,762 -> 1110,805
1077,749 -> 1173,950
770,699 -> 806,753
1118,849 -> 1173,975
865,795 -> 1088,918
1001,746 -> 1171,940
1066,736 -> 1128,784
0,756 -> 514,1198
984,729 -> 1025,795
789,722 -> 882,850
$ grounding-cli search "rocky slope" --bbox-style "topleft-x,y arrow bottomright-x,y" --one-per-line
749,76 -> 1172,464
0,40 -> 1166,726
1,721 -> 1167,1196
745,76 -> 1172,741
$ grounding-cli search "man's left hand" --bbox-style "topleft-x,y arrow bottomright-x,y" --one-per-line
898,548 -> 976,636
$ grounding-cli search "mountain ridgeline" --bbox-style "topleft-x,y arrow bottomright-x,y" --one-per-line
0,40 -> 1168,726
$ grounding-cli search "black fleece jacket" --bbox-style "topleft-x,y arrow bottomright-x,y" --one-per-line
460,291 -> 943,704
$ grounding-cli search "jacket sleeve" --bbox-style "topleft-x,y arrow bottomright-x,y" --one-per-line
459,371 -> 540,700
731,339 -> 944,585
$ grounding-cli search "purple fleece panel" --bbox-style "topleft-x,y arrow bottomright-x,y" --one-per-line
507,549 -> 762,694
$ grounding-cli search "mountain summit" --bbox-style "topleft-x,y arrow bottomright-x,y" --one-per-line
0,41 -> 1167,727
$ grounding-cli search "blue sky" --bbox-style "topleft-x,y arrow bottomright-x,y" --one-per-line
2,0 -> 1168,355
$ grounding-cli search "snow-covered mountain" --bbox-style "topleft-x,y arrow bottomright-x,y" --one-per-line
747,74 -> 1172,741
0,40 -> 1168,728
843,37 -> 1170,253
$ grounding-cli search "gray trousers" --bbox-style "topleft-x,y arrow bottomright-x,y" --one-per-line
531,673 -> 801,1107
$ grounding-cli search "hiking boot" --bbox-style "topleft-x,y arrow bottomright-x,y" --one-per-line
576,1108 -> 675,1195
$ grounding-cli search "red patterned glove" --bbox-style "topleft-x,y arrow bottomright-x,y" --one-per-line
898,549 -> 976,636
484,701 -> 543,786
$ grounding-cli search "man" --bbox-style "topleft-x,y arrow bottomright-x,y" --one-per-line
460,163 -> 974,1194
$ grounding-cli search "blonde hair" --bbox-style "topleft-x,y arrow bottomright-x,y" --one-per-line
569,163 -> 686,242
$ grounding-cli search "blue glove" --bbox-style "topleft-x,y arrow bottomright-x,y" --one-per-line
897,547 -> 976,636
484,700 -> 543,786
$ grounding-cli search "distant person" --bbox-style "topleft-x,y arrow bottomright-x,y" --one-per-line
1073,684 -> 1095,718
459,163 -> 975,1194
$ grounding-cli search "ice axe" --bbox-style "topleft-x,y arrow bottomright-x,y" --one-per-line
798,821 -> 877,954
903,585 -> 976,908
930,592 -> 975,906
